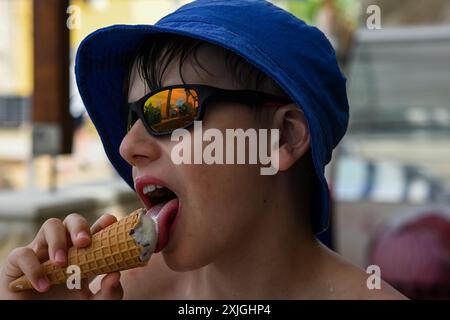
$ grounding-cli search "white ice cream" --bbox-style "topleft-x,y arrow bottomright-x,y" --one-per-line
130,210 -> 158,262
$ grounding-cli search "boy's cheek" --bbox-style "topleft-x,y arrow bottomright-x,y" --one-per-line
182,162 -> 259,197
162,165 -> 266,270
183,164 -> 263,224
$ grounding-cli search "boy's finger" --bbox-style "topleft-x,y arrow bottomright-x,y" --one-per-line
41,218 -> 68,268
91,272 -> 123,300
63,213 -> 91,248
90,214 -> 117,234
5,247 -> 50,293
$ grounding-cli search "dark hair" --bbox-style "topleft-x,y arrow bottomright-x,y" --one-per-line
123,33 -> 290,103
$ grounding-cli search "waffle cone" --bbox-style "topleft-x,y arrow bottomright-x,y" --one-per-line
9,208 -> 154,292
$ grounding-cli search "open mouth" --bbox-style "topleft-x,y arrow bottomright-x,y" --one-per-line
136,180 -> 180,253
144,185 -> 177,207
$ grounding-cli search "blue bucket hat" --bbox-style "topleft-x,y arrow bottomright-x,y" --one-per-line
75,0 -> 349,234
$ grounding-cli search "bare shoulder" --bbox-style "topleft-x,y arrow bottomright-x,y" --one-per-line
314,247 -> 408,300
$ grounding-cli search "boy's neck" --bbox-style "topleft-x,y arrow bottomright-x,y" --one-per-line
182,181 -> 324,299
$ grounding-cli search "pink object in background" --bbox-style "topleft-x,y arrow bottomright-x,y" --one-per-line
370,212 -> 450,299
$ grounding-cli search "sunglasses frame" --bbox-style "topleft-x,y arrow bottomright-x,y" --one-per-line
126,84 -> 292,136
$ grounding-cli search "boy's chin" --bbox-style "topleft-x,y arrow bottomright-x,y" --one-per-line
161,249 -> 213,272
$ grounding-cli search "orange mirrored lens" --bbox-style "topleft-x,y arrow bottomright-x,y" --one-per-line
143,88 -> 199,132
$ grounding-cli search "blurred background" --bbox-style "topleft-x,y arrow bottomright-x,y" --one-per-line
0,0 -> 449,299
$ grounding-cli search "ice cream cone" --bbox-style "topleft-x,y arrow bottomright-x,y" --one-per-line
9,208 -> 157,292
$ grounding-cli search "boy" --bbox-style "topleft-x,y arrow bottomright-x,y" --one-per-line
0,0 -> 404,299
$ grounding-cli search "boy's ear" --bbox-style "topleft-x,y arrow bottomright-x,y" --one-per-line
273,103 -> 310,172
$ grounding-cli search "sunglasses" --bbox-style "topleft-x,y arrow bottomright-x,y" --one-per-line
126,84 -> 291,136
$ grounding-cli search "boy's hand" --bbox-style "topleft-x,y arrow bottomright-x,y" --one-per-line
0,213 -> 123,300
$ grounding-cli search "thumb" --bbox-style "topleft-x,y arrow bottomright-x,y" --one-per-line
90,214 -> 118,234
91,272 -> 123,300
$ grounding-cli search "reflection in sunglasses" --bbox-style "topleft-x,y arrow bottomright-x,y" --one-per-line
143,89 -> 199,132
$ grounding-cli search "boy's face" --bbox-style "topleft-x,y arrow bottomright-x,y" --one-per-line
120,44 -> 277,271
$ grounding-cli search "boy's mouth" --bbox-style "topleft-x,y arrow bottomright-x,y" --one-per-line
135,177 -> 180,253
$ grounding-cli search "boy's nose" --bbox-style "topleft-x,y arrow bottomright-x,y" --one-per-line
119,119 -> 162,167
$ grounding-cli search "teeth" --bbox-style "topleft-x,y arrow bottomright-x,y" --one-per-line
143,184 -> 156,195
143,184 -> 164,195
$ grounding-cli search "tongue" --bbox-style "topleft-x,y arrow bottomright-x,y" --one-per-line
147,198 -> 179,253
148,202 -> 166,217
